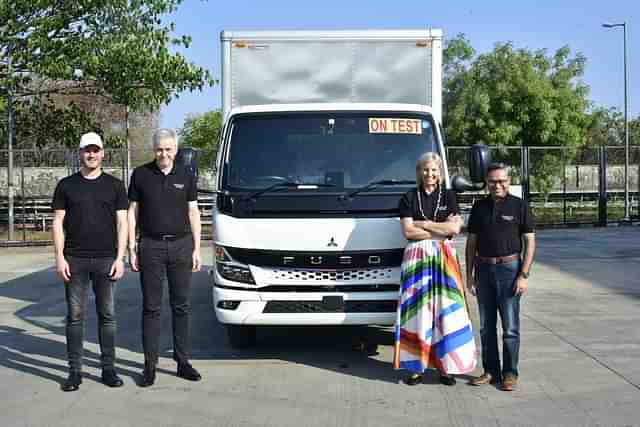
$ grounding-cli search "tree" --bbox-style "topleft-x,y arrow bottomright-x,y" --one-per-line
443,38 -> 591,148
586,108 -> 640,148
442,35 -> 593,201
16,99 -> 103,147
179,110 -> 223,150
1,0 -> 215,122
179,110 -> 223,170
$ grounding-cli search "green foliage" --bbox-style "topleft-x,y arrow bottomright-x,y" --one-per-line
530,152 -> 565,203
179,110 -> 223,170
179,110 -> 223,149
1,0 -> 216,110
0,98 -> 120,149
442,35 -> 594,201
443,36 -> 591,149
586,107 -> 640,148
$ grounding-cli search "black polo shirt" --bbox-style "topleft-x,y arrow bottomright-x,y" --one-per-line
52,172 -> 128,258
399,187 -> 458,222
128,161 -> 197,237
467,194 -> 535,257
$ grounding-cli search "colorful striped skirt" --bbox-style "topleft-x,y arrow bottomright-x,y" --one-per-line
393,239 -> 477,374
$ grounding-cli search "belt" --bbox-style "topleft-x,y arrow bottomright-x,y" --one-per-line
143,233 -> 188,241
476,254 -> 520,265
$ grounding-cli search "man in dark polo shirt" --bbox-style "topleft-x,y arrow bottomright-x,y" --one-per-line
52,132 -> 128,391
465,162 -> 536,392
127,128 -> 202,387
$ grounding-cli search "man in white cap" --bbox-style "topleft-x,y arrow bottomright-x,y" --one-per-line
52,132 -> 129,391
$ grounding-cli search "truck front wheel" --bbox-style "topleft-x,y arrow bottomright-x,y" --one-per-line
226,325 -> 257,349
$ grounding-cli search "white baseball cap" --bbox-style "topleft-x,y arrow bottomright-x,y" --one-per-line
79,132 -> 103,149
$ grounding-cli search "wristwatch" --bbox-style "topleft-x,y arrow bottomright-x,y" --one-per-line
519,270 -> 530,279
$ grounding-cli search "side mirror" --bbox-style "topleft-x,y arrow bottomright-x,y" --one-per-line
451,144 -> 490,193
176,147 -> 199,179
469,144 -> 490,183
451,175 -> 485,192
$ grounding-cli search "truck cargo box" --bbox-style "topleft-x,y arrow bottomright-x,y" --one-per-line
221,29 -> 443,122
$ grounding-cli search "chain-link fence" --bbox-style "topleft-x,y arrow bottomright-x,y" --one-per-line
446,145 -> 640,226
1,145 -> 638,244
0,147 -> 217,244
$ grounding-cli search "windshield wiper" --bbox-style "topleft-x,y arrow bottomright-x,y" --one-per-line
245,181 -> 335,200
343,179 -> 415,199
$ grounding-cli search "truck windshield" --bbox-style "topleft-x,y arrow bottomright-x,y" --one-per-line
223,112 -> 438,193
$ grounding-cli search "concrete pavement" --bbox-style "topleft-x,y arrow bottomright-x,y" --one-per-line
1,228 -> 640,426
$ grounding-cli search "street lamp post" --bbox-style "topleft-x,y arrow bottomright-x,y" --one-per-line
6,45 -> 15,240
603,21 -> 631,222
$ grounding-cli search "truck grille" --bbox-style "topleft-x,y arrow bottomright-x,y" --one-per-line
270,268 -> 395,283
263,300 -> 397,313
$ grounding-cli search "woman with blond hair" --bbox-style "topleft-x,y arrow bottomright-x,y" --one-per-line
393,152 -> 476,386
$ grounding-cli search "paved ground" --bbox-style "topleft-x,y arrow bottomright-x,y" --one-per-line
1,228 -> 640,427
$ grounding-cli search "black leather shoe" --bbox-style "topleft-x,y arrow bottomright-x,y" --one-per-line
102,368 -> 124,388
61,371 -> 82,392
404,373 -> 422,386
139,366 -> 156,387
439,374 -> 457,386
177,363 -> 202,381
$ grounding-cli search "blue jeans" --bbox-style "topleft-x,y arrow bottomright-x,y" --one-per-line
476,259 -> 521,379
64,256 -> 116,371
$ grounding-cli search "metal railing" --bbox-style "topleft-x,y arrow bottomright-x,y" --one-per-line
446,145 -> 640,226
1,145 -> 638,244
0,147 -> 218,244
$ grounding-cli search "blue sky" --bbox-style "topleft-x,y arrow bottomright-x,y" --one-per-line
160,0 -> 638,130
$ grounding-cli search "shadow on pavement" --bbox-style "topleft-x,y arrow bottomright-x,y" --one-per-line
0,265 -> 404,386
532,227 -> 640,299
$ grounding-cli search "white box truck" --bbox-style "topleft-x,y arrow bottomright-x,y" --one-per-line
211,30 -> 487,348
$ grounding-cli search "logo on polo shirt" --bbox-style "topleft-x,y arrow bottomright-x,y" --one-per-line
173,183 -> 184,189
501,215 -> 514,221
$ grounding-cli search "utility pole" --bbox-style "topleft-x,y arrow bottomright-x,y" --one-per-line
603,21 -> 631,221
6,46 -> 15,240
125,105 -> 131,187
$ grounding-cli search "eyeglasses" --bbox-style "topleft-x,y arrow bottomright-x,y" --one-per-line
488,179 -> 509,185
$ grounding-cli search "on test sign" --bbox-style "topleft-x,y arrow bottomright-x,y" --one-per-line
368,118 -> 422,134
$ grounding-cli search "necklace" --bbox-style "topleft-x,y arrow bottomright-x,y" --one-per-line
417,185 -> 441,221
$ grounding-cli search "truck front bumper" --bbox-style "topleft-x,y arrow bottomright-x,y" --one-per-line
213,284 -> 397,326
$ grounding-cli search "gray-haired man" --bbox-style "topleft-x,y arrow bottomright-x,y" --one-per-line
128,128 -> 202,387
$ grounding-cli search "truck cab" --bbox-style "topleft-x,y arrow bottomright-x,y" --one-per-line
211,30 -> 486,348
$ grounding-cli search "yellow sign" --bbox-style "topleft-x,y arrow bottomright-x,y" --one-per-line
368,118 -> 422,134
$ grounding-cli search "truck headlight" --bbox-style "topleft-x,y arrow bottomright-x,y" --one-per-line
215,245 -> 256,285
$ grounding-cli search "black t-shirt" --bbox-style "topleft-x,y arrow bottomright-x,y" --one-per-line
398,187 -> 459,222
467,194 -> 535,257
128,161 -> 197,237
52,172 -> 128,258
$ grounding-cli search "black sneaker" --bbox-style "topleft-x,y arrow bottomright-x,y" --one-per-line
177,363 -> 202,381
61,371 -> 82,392
139,365 -> 156,387
404,373 -> 422,386
102,368 -> 124,388
439,374 -> 457,386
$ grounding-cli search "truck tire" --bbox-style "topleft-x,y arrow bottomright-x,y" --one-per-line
227,325 -> 257,349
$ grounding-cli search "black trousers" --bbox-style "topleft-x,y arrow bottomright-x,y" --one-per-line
64,256 -> 116,371
139,235 -> 194,365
